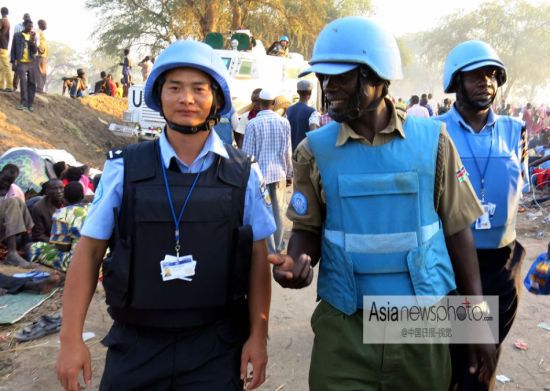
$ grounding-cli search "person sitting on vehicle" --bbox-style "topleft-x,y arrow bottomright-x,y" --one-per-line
29,182 -> 90,272
267,35 -> 289,57
93,71 -> 112,95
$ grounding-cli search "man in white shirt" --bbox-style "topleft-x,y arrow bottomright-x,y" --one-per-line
406,95 -> 430,117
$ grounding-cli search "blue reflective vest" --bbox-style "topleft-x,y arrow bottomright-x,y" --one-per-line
308,117 -> 456,315
436,106 -> 527,249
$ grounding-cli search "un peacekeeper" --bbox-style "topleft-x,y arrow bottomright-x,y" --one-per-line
435,40 -> 529,391
268,17 -> 497,390
56,40 -> 275,391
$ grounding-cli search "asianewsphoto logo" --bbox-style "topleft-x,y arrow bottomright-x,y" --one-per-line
367,297 -> 490,323
363,295 -> 499,344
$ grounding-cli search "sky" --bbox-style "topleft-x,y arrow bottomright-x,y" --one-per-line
3,0 -> 95,50
4,0 -> 545,51
3,0 -> 547,100
370,0 -> 482,36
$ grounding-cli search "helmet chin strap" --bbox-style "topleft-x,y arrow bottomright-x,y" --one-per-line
456,74 -> 496,111
350,66 -> 389,119
162,103 -> 220,134
156,77 -> 222,134
329,67 -> 387,123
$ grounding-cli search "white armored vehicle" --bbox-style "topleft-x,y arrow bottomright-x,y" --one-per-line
109,31 -> 317,139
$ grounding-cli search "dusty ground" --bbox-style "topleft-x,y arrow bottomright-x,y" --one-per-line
0,93 -> 548,390
0,203 -> 548,391
0,91 -> 132,169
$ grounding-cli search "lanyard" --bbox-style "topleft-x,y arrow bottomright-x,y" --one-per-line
160,152 -> 205,259
463,129 -> 494,202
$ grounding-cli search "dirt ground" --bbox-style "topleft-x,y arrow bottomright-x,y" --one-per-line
0,202 -> 548,391
0,91 -> 133,169
0,93 -> 548,390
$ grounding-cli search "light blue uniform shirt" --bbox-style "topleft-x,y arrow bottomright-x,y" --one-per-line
82,130 -> 276,241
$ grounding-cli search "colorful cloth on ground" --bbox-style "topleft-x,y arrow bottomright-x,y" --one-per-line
30,203 -> 90,271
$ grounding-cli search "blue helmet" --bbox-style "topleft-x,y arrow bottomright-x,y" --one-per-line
443,40 -> 506,93
299,17 -> 402,80
280,36 -> 289,42
144,40 -> 232,115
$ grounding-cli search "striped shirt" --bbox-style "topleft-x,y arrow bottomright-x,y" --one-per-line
243,110 -> 293,184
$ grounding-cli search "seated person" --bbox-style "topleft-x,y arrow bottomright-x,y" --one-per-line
30,179 -> 64,243
0,272 -> 60,295
115,82 -> 123,98
29,182 -> 89,272
62,69 -> 88,98
93,71 -> 112,95
63,165 -> 94,196
107,74 -> 116,97
53,161 -> 68,179
0,164 -> 34,268
1,164 -> 25,202
267,35 -> 289,57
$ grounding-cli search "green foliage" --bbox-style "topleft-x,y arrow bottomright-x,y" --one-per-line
418,0 -> 550,101
86,0 -> 373,59
46,42 -> 87,94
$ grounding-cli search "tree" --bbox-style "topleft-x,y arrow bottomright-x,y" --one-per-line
45,42 -> 86,94
86,0 -> 373,59
418,0 -> 550,101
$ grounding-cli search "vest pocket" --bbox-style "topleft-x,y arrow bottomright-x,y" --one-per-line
406,228 -> 455,297
103,236 -> 133,308
337,172 -> 421,242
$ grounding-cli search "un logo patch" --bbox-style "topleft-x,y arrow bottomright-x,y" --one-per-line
291,191 -> 307,215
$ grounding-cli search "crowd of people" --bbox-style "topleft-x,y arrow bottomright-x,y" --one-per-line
0,11 -> 547,391
0,9 -> 48,112
64,47 -> 155,99
48,16 -> 550,391
0,160 -> 97,272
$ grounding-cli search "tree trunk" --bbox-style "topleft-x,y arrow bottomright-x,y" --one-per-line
200,1 -> 219,38
230,0 -> 243,30
502,79 -> 513,102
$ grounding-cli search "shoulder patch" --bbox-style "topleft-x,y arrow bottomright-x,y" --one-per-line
92,181 -> 103,205
106,149 -> 124,160
456,166 -> 469,183
291,191 -> 308,215
259,180 -> 271,207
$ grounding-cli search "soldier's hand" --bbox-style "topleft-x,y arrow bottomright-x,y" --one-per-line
467,343 -> 497,385
56,339 -> 92,391
267,253 -> 314,289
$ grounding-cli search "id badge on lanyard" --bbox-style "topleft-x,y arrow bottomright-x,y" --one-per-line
159,150 -> 204,282
475,201 -> 496,230
464,129 -> 496,230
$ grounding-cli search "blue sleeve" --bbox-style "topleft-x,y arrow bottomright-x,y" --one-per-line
243,162 -> 276,241
80,158 -> 124,240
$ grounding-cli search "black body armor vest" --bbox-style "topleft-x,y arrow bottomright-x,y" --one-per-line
102,139 -> 253,328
